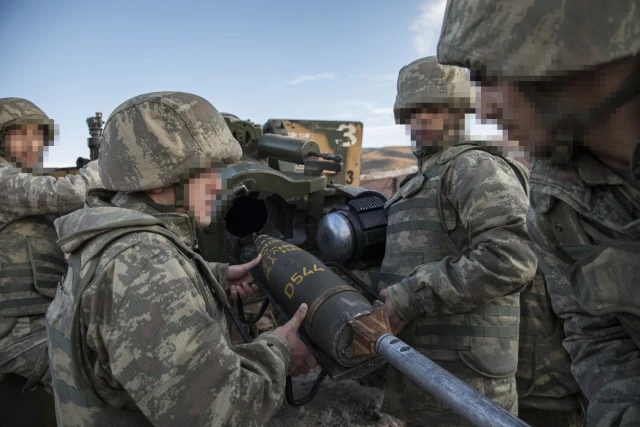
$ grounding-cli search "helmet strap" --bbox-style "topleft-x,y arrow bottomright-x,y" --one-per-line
174,181 -> 187,209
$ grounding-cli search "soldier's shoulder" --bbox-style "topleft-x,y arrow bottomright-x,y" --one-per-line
96,229 -> 184,271
447,145 -> 516,178
0,158 -> 16,175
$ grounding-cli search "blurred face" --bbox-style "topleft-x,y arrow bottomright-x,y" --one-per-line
407,109 -> 462,151
4,124 -> 46,169
184,172 -> 224,228
476,81 -> 552,159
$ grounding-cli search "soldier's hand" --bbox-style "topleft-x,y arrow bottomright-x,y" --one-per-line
274,303 -> 318,376
227,255 -> 262,301
379,289 -> 407,335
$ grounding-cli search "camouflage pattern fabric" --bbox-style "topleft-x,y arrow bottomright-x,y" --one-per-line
379,142 -> 537,425
100,91 -> 243,193
436,1 -> 640,425
512,163 -> 585,425
0,98 -> 101,399
46,190 -> 291,426
436,1 -> 640,79
0,317 -> 51,392
394,56 -> 474,124
517,271 -> 585,426
518,407 -> 585,427
528,152 -> 640,426
0,97 -> 102,229
0,215 -> 67,394
0,156 -> 101,229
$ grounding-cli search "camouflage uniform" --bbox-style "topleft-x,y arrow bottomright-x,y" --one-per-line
45,92 -> 292,426
438,1 -> 640,425
379,57 -> 537,426
0,98 -> 101,398
512,163 -> 585,427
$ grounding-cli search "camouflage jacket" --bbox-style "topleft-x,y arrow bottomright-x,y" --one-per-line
383,143 -> 537,322
512,164 -> 583,413
376,143 -> 536,423
46,190 -> 291,426
528,152 -> 640,426
0,156 -> 102,230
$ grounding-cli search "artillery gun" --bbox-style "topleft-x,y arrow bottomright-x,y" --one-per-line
203,117 -> 527,426
196,113 -> 389,350
46,112 -> 103,178
45,112 -> 526,425
199,114 -> 383,267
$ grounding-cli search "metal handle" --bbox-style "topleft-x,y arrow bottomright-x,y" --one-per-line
376,334 -> 530,427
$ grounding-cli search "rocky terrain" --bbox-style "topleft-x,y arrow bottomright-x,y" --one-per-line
266,369 -> 404,427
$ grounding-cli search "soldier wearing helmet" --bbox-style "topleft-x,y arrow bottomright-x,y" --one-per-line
45,91 -> 316,426
0,98 -> 102,425
375,56 -> 537,425
438,1 -> 640,425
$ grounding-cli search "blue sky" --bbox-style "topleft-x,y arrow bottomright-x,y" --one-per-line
0,0 -> 501,167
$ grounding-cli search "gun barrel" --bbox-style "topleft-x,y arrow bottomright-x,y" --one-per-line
257,133 -> 320,165
376,334 -> 528,427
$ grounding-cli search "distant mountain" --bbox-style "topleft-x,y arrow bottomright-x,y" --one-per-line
361,146 -> 415,174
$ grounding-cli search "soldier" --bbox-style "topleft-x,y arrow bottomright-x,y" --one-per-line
45,91 -> 317,426
0,97 -> 102,425
437,1 -> 640,425
477,108 -> 586,425
375,56 -> 537,426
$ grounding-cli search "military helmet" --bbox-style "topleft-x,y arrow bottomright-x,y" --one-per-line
437,1 -> 640,80
437,0 -> 640,169
394,56 -> 474,124
99,91 -> 243,193
0,98 -> 55,157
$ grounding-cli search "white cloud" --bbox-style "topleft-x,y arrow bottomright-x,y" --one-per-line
287,72 -> 336,85
410,0 -> 447,56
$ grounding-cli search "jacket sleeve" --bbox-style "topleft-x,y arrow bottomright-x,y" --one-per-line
207,261 -> 229,288
386,152 -> 537,322
527,208 -> 640,426
103,248 -> 290,426
0,160 -> 102,223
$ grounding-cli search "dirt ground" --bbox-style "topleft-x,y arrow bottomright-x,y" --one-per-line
267,369 -> 405,427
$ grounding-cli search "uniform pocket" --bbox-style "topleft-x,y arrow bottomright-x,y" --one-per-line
27,236 -> 67,299
570,244 -> 640,317
458,297 -> 520,378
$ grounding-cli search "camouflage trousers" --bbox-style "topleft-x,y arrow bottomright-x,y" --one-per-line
382,360 -> 517,426
0,315 -> 52,393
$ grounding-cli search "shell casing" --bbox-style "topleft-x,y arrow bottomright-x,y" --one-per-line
255,235 -> 374,367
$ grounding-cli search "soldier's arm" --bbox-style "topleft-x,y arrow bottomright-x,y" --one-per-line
386,153 -> 537,323
105,249 -> 290,426
206,261 -> 229,287
0,160 -> 102,222
527,209 -> 640,426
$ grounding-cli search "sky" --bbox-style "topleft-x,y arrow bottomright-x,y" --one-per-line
0,0 -> 502,167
